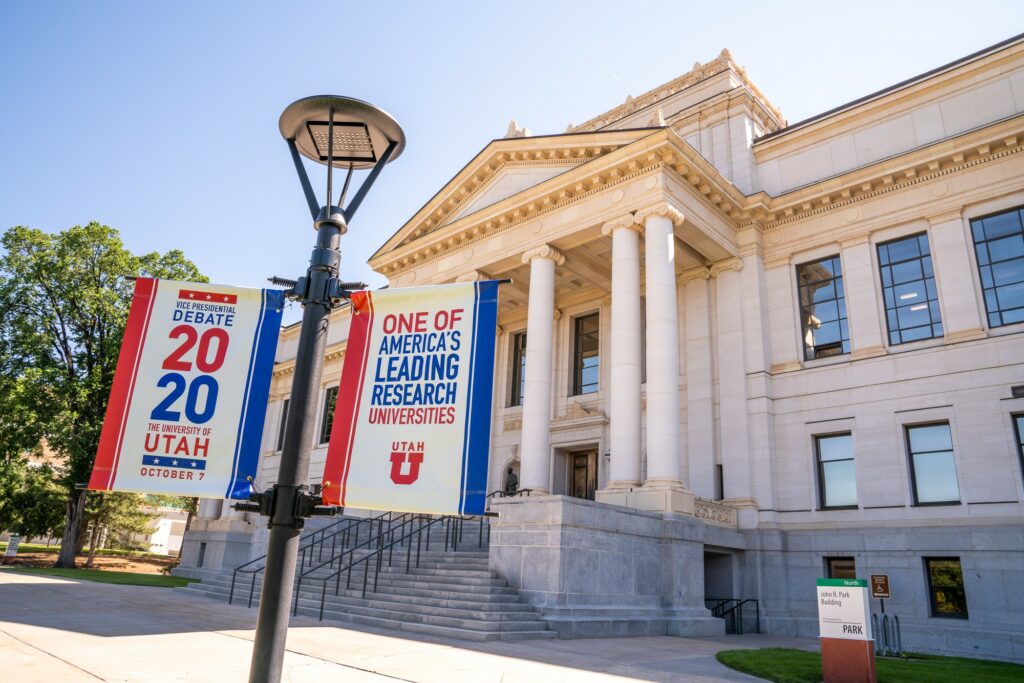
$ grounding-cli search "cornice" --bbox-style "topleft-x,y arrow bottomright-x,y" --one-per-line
522,244 -> 566,266
759,121 -> 1023,230
570,49 -> 785,133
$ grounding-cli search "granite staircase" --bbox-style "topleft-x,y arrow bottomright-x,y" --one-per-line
177,514 -> 556,642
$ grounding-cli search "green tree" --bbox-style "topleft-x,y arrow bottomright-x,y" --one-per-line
0,222 -> 205,568
83,492 -> 156,567
9,462 -> 66,539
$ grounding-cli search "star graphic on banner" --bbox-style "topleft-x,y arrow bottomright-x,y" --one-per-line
223,296 -> 230,302
172,459 -> 179,466
153,458 -> 160,464
190,461 -> 197,468
205,294 -> 212,300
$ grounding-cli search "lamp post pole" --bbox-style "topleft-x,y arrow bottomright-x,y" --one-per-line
243,96 -> 405,683
248,207 -> 344,683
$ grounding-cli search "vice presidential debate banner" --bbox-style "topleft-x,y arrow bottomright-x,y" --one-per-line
88,278 -> 284,500
322,281 -> 499,515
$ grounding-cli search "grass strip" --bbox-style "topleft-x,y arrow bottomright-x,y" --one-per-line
3,566 -> 196,588
715,647 -> 1024,683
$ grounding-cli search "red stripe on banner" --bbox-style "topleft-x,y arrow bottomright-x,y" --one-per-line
322,291 -> 374,506
88,278 -> 159,491
178,288 -> 238,304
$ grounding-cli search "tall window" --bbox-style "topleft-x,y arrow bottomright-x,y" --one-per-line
925,557 -> 968,619
509,331 -> 527,407
572,313 -> 600,395
878,233 -> 942,344
275,399 -> 290,451
826,557 -> 856,579
907,423 -> 960,505
797,256 -> 849,359
970,207 -> 1024,327
815,433 -> 857,508
319,387 -> 338,445
1014,415 -> 1024,481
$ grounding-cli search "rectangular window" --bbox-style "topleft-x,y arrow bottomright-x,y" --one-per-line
878,233 -> 943,344
319,387 -> 338,445
509,331 -> 527,407
925,557 -> 968,619
907,423 -> 960,505
826,557 -> 857,579
970,207 -> 1024,327
815,433 -> 857,509
572,313 -> 600,395
797,256 -> 850,359
275,399 -> 290,451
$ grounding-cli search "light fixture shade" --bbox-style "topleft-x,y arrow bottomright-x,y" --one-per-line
279,95 -> 405,169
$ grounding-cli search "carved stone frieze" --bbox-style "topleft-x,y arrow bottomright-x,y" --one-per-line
634,201 -> 685,226
694,498 -> 738,526
522,244 -> 566,266
709,257 -> 743,277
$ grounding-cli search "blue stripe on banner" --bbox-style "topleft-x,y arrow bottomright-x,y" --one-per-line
461,281 -> 499,515
225,289 -> 285,499
142,455 -> 207,471
457,284 -> 480,514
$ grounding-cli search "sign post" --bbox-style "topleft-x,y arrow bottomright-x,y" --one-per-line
1,534 -> 21,565
816,578 -> 876,683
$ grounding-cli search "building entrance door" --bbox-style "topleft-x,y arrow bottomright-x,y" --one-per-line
569,449 -> 598,500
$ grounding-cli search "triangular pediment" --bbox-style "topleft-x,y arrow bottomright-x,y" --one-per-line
447,165 -> 573,224
370,128 -> 659,261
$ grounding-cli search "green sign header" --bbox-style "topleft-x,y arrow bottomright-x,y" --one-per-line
816,578 -> 867,588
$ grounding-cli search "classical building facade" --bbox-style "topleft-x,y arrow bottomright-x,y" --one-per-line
180,36 -> 1024,659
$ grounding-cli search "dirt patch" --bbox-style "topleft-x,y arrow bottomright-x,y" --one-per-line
5,551 -> 177,574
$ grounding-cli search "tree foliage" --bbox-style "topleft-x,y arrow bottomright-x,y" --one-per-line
0,222 -> 206,566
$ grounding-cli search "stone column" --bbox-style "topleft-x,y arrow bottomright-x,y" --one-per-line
712,257 -> 755,525
841,235 -> 887,358
519,244 -> 564,494
197,499 -> 223,520
928,209 -> 985,340
638,203 -> 684,485
635,203 -> 693,515
682,266 -> 715,499
603,215 -> 643,488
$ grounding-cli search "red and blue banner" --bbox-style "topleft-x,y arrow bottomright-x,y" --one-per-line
322,282 -> 499,515
88,278 -> 284,500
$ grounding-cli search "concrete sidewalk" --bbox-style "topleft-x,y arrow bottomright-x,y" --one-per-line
0,569 -> 816,682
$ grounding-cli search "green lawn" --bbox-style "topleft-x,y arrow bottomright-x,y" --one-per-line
716,647 -> 1024,683
0,542 -> 170,558
3,566 -> 196,588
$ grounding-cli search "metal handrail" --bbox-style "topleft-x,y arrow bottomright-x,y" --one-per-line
228,510 -> 392,605
291,511 -> 422,614
705,597 -> 760,634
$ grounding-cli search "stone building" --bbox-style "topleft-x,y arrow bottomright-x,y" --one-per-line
179,35 -> 1024,659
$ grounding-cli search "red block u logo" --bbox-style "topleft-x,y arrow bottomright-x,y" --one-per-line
389,451 -> 424,485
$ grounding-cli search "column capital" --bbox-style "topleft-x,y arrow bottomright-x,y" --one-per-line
679,265 -> 711,284
601,214 -> 642,236
709,257 -> 743,277
522,243 -> 566,266
634,201 -> 684,226
455,269 -> 487,283
925,207 -> 964,225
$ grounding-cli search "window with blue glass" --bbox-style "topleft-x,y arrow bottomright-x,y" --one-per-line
970,207 -> 1024,327
571,313 -> 599,395
878,233 -> 942,344
797,256 -> 849,360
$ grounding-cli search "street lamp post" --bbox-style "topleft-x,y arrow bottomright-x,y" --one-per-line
245,96 -> 405,683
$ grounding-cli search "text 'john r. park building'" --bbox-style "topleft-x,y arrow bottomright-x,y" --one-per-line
177,35 -> 1024,661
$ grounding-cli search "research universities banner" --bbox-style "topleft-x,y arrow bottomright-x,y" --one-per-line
322,281 -> 500,516
88,278 -> 284,500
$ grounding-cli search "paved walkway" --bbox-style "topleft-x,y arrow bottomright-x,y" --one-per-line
0,569 -> 816,682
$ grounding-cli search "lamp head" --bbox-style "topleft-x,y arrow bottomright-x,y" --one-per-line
279,95 -> 405,170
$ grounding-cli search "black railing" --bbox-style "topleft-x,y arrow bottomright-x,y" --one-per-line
706,597 -> 760,635
228,510 -> 393,606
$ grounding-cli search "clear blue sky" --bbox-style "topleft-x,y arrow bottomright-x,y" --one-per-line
1,1 -> 1020,316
